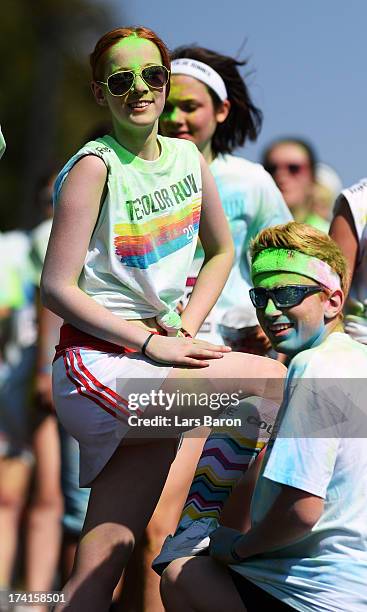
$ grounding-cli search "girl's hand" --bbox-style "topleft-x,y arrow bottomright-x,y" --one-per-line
144,334 -> 231,367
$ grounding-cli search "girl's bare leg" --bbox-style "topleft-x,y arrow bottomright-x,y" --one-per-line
143,434 -> 207,612
55,439 -> 177,612
162,351 -> 285,407
118,432 -> 208,612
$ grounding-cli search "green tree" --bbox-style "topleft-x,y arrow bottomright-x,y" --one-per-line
1,0 -> 115,229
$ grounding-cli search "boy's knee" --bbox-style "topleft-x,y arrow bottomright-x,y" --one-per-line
160,562 -> 178,602
161,557 -> 189,595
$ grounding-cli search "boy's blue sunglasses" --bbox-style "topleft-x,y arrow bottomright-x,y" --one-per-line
249,285 -> 324,309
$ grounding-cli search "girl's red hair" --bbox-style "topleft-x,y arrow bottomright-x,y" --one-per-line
90,26 -> 170,94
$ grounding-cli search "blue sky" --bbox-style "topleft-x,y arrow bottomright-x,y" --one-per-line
106,0 -> 367,187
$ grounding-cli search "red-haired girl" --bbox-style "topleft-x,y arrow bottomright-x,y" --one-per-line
41,27 -> 285,610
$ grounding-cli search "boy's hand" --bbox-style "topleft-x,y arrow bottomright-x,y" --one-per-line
209,526 -> 245,565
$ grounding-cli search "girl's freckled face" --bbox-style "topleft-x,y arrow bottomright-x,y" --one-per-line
255,271 -> 327,356
100,36 -> 166,129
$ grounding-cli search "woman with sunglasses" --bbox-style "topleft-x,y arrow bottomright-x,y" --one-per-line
262,138 -> 332,232
40,26 -> 285,611
161,221 -> 367,612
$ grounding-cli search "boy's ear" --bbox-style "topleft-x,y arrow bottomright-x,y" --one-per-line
91,81 -> 107,107
324,288 -> 344,319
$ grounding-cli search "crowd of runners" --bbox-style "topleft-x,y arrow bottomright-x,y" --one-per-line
1,24 -> 367,612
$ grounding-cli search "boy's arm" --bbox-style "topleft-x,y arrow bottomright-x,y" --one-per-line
219,447 -> 266,532
232,485 -> 323,559
210,484 -> 323,564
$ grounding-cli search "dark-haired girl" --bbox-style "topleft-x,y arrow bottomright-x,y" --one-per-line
161,47 -> 292,348
146,46 -> 291,594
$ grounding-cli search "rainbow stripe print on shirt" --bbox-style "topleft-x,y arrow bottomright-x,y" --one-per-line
114,199 -> 201,269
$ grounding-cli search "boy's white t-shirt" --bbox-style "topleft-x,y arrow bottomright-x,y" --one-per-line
182,154 -> 292,343
231,332 -> 367,612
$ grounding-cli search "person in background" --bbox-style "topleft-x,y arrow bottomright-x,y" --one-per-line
0,133 -> 36,595
262,137 -> 340,232
24,169 -> 64,610
161,49 -> 292,353
329,177 -> 367,344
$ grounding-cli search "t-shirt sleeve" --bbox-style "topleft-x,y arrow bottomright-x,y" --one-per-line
263,373 -> 342,498
53,143 -> 109,207
264,436 -> 339,498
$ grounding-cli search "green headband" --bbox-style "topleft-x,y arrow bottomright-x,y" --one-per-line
251,248 -> 341,291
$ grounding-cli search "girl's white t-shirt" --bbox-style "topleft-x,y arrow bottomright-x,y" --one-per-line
54,135 -> 202,322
